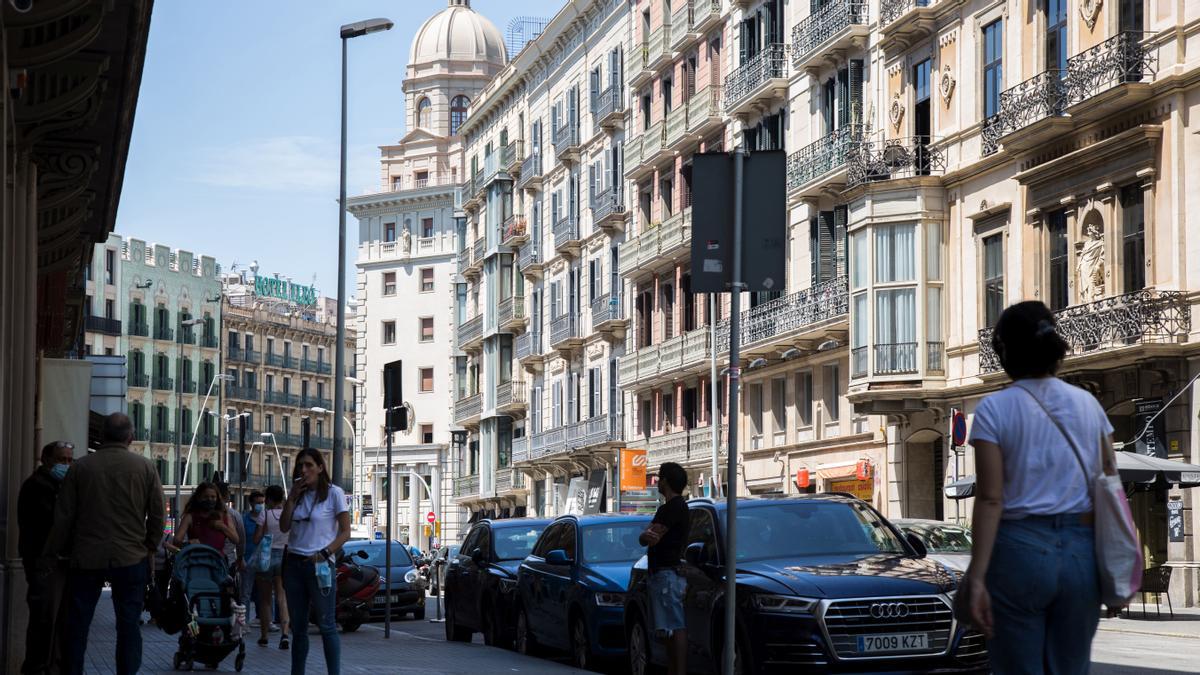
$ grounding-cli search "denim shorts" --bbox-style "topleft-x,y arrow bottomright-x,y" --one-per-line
256,549 -> 284,579
648,569 -> 686,637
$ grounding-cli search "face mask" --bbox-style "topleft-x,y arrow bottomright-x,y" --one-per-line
253,504 -> 265,514
50,463 -> 69,482
198,499 -> 219,512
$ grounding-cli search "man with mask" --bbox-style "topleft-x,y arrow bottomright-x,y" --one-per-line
18,440 -> 74,674
639,462 -> 689,675
242,491 -> 265,622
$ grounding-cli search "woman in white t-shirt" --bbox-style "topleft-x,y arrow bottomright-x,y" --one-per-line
280,449 -> 350,675
964,301 -> 1118,675
253,484 -> 290,648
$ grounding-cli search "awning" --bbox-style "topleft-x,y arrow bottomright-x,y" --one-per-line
944,453 -> 1200,500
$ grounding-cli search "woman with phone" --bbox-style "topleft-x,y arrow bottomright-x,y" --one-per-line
279,449 -> 350,675
174,481 -> 240,551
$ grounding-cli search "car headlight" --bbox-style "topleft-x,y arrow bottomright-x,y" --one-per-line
498,578 -> 517,593
404,569 -> 419,584
751,594 -> 818,614
594,592 -> 625,607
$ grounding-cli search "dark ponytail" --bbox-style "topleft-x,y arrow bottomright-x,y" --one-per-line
992,301 -> 1068,380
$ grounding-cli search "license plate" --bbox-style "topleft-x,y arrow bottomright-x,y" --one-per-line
856,633 -> 928,653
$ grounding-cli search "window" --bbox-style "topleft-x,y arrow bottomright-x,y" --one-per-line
420,367 -> 434,393
450,95 -> 470,135
1047,210 -> 1069,311
421,218 -> 434,238
420,317 -> 434,342
382,272 -> 396,296
415,171 -> 429,187
420,268 -> 434,292
416,97 -> 431,128
771,378 -> 786,442
875,288 -> 917,374
385,222 -> 396,243
823,364 -> 841,421
747,383 -> 763,448
982,20 -> 1003,117
795,372 -> 813,427
983,234 -> 1005,327
421,424 -> 434,444
105,249 -> 115,285
1045,0 -> 1068,73
382,321 -> 396,345
1121,184 -> 1145,292
874,224 -> 916,283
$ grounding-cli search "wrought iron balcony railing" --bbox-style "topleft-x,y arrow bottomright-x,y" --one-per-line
85,315 -> 122,335
181,379 -> 197,394
724,43 -> 788,112
552,121 -> 580,157
153,325 -> 174,342
659,208 -> 692,259
502,140 -> 522,171
495,467 -> 525,493
501,215 -> 528,246
151,429 -> 176,444
591,188 -> 625,225
716,276 -> 849,353
550,314 -> 578,348
846,135 -> 946,187
851,346 -> 868,378
178,328 -> 196,345
978,289 -> 1191,373
265,352 -> 287,368
129,372 -> 149,388
517,240 -> 541,273
197,433 -> 220,448
792,0 -> 868,66
873,342 -> 919,375
517,152 -> 542,189
472,236 -> 486,265
880,0 -> 928,27
516,331 -> 542,361
497,295 -> 526,328
301,395 -> 332,410
134,427 -> 149,442
225,384 -> 260,401
129,321 -> 149,337
201,333 -> 219,349
152,376 -> 174,391
454,474 -> 480,498
591,85 -> 625,122
787,125 -> 863,191
641,120 -> 666,163
458,314 -> 483,348
457,248 -> 472,276
993,70 -> 1069,138
1067,31 -> 1156,105
264,390 -> 300,406
553,214 -> 578,250
591,292 -> 623,329
454,393 -> 483,425
927,341 -> 945,374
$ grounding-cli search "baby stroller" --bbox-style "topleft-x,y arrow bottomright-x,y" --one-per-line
169,544 -> 246,672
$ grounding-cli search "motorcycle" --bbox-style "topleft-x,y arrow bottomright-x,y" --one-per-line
311,550 -> 380,633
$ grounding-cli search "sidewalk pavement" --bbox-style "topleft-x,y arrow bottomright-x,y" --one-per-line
1098,605 -> 1200,640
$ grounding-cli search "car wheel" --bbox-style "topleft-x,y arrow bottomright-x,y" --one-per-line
481,603 -> 497,647
570,615 -> 592,671
515,606 -> 538,656
628,614 -> 658,675
412,607 -> 425,621
445,599 -> 472,642
341,621 -> 360,633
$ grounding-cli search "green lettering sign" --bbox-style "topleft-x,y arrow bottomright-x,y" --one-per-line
255,275 -> 317,307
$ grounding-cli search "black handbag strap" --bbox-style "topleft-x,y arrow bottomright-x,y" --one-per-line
1012,383 -> 1093,488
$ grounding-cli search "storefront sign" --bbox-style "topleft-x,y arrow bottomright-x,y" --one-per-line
830,478 -> 874,502
619,448 -> 647,492
585,470 -> 607,514
1134,398 -> 1167,459
255,275 -> 317,307
1167,499 -> 1184,543
619,489 -> 660,515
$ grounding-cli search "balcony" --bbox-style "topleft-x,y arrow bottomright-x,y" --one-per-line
453,474 -> 480,499
665,105 -> 689,149
472,236 -> 486,268
517,152 -> 543,190
786,125 -> 862,198
792,0 -> 868,71
134,427 -> 149,442
630,38 -> 652,86
591,292 -> 626,334
737,276 -> 849,353
516,331 -> 544,369
310,436 -> 332,450
201,333 -> 218,349
657,208 -> 692,269
619,211 -> 688,279
227,346 -> 261,364
497,295 -> 526,332
300,358 -> 328,374
501,214 -> 528,247
694,0 -> 723,32
225,384 -> 260,401
640,120 -> 668,167
566,414 -> 624,450
129,372 -> 149,388
1066,32 -> 1156,119
549,314 -> 582,352
503,139 -> 522,172
552,214 -> 580,256
552,121 -> 580,162
878,0 -> 947,53
617,352 -> 638,387
458,314 -> 483,351
454,392 -> 483,426
264,390 -> 300,406
495,379 -> 527,414
153,325 -> 174,342
85,315 -> 122,335
686,85 -> 723,135
846,135 -> 946,188
152,376 -> 173,391
623,135 -> 644,179
457,247 -> 472,277
177,328 -> 196,345
873,342 -> 919,376
181,379 -> 197,394
646,424 -> 726,467
496,467 -> 526,493
518,240 -> 543,278
482,152 -> 511,188
265,352 -> 286,368
592,85 -> 625,131
724,44 -> 788,116
978,289 -> 1191,374
591,187 -> 626,232
197,433 -> 219,448
512,436 -> 530,464
151,429 -> 176,445
647,25 -> 671,70
623,327 -> 711,387
988,70 -> 1071,152
529,427 -> 567,460
302,395 -> 333,410
670,2 -> 695,51
129,320 -> 149,337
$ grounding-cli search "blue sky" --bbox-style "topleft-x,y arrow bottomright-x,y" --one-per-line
116,0 -> 563,299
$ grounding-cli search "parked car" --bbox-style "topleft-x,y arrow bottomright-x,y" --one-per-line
443,518 -> 550,647
623,495 -> 988,674
515,513 -> 653,670
341,540 -> 426,620
893,519 -> 973,573
430,543 -> 461,594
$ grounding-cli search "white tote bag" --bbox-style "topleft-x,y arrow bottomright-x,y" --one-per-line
1016,385 -> 1143,607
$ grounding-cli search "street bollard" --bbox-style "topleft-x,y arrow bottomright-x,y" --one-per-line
429,559 -> 445,623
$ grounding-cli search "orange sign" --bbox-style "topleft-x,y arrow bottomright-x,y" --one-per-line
796,468 -> 810,489
830,478 -> 874,502
619,448 -> 648,492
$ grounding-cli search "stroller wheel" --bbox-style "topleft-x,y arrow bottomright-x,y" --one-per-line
173,653 -> 182,670
235,652 -> 246,672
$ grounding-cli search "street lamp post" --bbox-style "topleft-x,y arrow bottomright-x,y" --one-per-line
260,432 -> 290,497
184,373 -> 235,488
174,318 -> 204,516
334,18 -> 393,492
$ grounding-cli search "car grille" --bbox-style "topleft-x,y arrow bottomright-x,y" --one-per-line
763,641 -> 828,667
822,596 -> 952,659
955,630 -> 988,661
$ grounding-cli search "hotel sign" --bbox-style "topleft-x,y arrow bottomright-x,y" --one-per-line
255,275 -> 317,307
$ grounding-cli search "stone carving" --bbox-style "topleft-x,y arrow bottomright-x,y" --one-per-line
1080,0 -> 1102,30
939,64 -> 956,104
1077,222 -> 1106,302
401,225 -> 412,254
889,93 -> 904,131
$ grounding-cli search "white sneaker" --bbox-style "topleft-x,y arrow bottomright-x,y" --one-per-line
269,624 -> 281,633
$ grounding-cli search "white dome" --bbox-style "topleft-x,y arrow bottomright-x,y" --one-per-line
409,0 -> 506,67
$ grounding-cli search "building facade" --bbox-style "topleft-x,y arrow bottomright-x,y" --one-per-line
83,234 -> 224,516
350,0 -> 507,547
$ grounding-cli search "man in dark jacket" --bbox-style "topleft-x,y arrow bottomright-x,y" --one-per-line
18,440 -> 75,674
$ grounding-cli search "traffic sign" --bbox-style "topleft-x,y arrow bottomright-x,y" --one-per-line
951,409 -> 967,447
426,510 -> 436,524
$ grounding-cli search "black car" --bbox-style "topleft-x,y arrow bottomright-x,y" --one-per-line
443,518 -> 551,647
341,540 -> 425,620
623,495 -> 988,674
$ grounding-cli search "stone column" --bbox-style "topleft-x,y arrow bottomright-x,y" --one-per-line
408,469 -> 420,549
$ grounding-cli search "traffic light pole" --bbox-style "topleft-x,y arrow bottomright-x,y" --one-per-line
384,419 -> 393,639
722,145 -> 745,675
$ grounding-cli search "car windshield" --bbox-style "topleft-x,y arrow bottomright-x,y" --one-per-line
343,543 -> 412,567
733,502 -> 907,560
582,522 -> 646,563
907,524 -> 972,553
494,527 -> 545,561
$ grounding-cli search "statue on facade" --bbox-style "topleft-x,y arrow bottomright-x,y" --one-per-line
401,224 -> 412,254
1077,222 -> 1105,302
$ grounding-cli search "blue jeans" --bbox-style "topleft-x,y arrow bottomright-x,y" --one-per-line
986,514 -> 1100,675
647,569 -> 687,637
66,561 -> 149,675
283,554 -> 340,675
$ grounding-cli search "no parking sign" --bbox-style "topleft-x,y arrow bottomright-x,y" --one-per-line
950,409 -> 967,448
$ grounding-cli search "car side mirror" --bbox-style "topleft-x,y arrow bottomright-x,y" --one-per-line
545,549 -> 572,565
905,532 -> 928,559
684,542 -> 706,567
356,550 -> 369,560
470,547 -> 485,565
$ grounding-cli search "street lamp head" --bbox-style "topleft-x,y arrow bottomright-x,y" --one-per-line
340,18 -> 393,39
345,376 -> 365,386
310,406 -> 330,414
215,374 -> 235,382
251,441 -> 264,447
260,432 -> 274,438
182,318 -> 204,326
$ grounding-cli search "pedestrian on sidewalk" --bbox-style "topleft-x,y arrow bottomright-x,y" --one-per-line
18,440 -> 74,674
254,485 -> 293,649
173,482 -> 240,552
242,491 -> 265,621
639,462 -> 689,675
217,482 -> 247,605
963,301 -> 1119,675
47,413 -> 164,675
280,449 -> 351,675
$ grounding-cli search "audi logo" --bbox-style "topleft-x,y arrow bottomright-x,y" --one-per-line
869,602 -> 911,619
